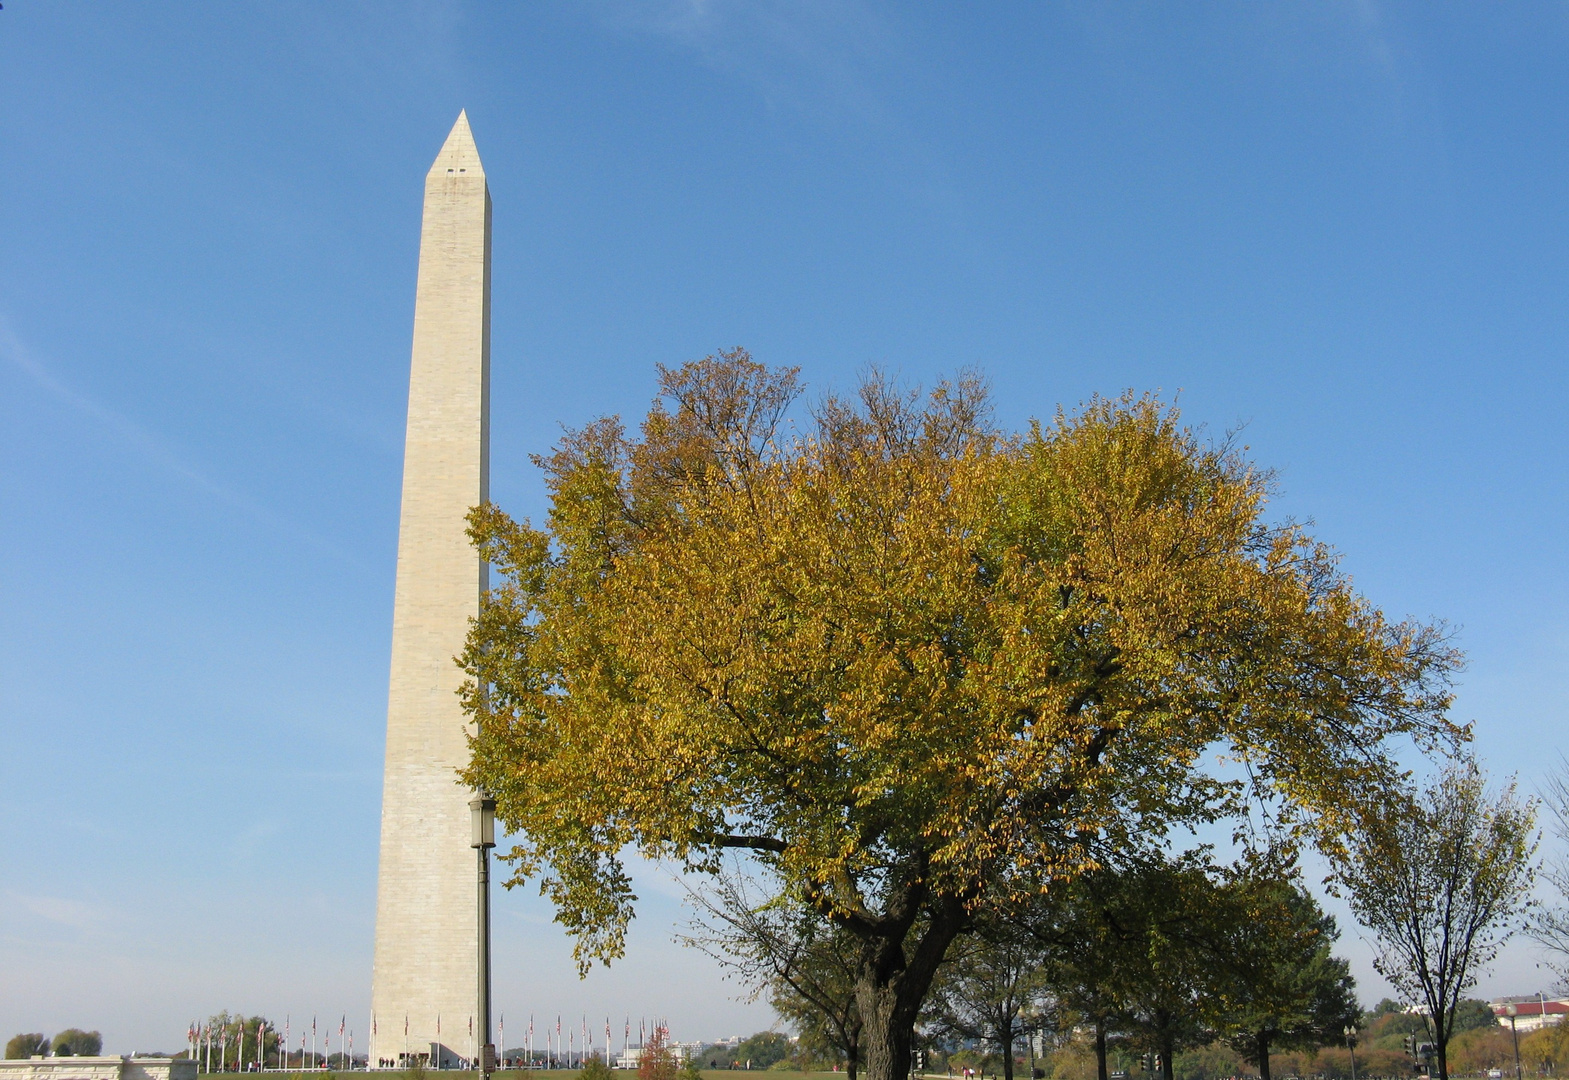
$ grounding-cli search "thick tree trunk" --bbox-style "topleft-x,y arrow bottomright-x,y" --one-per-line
1255,1033 -> 1271,1080
1094,1020 -> 1108,1080
999,1021 -> 1015,1080
859,994 -> 915,1080
1159,1033 -> 1174,1080
852,897 -> 968,1080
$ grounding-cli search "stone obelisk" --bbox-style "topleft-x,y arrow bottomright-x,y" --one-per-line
371,111 -> 490,1071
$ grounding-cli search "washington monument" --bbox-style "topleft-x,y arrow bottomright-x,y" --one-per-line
371,111 -> 490,1070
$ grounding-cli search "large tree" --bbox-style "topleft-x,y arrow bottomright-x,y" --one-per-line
1335,758 -> 1537,1080
460,352 -> 1460,1080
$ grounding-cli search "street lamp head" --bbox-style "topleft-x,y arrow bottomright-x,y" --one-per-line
471,795 -> 496,849
1507,1004 -> 1519,1017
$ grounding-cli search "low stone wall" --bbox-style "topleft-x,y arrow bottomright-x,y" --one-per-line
0,1058 -> 196,1080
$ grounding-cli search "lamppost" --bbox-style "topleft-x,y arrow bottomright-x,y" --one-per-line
472,795 -> 497,1080
1506,1004 -> 1521,1080
1345,1025 -> 1358,1080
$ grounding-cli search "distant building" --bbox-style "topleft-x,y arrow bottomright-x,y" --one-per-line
614,1043 -> 699,1069
1489,998 -> 1569,1032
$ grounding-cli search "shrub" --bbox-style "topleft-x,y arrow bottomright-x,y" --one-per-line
5,1035 -> 49,1060
52,1031 -> 104,1058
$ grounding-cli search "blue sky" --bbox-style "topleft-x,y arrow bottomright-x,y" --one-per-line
2,0 -> 1567,1054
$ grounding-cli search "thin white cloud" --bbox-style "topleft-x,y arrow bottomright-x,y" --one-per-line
7,891 -> 118,931
588,0 -> 899,124
0,319 -> 371,573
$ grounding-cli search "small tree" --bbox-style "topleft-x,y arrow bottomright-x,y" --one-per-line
1028,853 -> 1229,1080
686,870 -> 864,1080
1220,876 -> 1358,1080
5,1035 -> 49,1060
1113,862 -> 1230,1080
638,1025 -> 678,1080
1335,758 -> 1538,1080
50,1030 -> 104,1058
1033,872 -> 1131,1080
925,919 -> 1050,1080
735,1032 -> 791,1070
1450,1000 -> 1498,1034
1530,754 -> 1569,979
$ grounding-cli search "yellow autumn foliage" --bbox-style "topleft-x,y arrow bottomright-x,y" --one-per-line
459,351 -> 1460,981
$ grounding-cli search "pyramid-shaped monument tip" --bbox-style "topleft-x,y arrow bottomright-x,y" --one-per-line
429,110 -> 484,176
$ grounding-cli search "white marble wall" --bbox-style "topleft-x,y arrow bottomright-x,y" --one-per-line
369,111 -> 491,1070
0,1058 -> 195,1080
